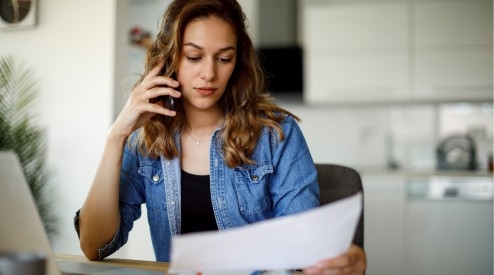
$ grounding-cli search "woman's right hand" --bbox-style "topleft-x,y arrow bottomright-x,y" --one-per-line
80,63 -> 180,261
112,62 -> 181,139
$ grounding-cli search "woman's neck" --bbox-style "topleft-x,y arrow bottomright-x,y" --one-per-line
183,107 -> 223,135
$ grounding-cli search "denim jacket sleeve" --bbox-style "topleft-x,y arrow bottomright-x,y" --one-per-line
73,209 -> 123,260
268,115 -> 320,216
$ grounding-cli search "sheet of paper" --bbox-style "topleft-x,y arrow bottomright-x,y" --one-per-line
168,192 -> 362,273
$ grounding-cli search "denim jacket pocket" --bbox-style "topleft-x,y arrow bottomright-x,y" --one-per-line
138,164 -> 166,214
234,162 -> 273,215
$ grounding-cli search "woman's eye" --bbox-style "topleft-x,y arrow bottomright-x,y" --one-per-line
186,56 -> 201,62
218,57 -> 231,63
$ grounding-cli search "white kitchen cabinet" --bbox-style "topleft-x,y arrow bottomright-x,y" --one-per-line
361,172 -> 493,275
412,0 -> 493,102
304,1 -> 408,52
403,176 -> 493,275
302,0 -> 493,104
414,50 -> 493,101
413,0 -> 492,47
303,1 -> 409,104
361,174 -> 406,275
305,54 -> 409,104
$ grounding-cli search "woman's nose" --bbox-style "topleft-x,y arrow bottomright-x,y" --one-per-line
200,59 -> 215,81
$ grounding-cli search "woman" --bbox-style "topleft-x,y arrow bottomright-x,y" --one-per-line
76,0 -> 366,274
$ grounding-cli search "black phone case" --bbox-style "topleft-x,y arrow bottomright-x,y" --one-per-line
158,66 -> 177,111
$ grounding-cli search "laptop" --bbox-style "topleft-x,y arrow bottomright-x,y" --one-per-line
0,151 -> 164,275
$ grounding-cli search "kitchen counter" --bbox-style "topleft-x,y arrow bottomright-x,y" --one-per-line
357,168 -> 493,178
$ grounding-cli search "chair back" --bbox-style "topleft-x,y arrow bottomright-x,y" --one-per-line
315,163 -> 364,248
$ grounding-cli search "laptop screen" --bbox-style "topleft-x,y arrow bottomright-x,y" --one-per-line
0,151 -> 60,275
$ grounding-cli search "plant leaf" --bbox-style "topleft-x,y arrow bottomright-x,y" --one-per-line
0,55 -> 59,242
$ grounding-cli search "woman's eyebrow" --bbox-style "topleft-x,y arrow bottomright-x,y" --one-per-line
184,42 -> 236,52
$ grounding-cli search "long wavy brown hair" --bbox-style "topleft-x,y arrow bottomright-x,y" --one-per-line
137,0 -> 299,168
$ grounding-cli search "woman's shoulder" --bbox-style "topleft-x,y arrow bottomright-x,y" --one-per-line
260,111 -> 296,125
279,112 -> 298,126
258,112 -> 303,145
124,130 -> 141,153
269,112 -> 300,133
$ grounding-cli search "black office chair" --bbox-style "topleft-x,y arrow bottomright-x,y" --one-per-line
315,163 -> 364,248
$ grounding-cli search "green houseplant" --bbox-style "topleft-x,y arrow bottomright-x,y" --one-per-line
0,55 -> 58,242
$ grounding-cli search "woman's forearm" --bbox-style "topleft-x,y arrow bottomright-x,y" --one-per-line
78,130 -> 127,260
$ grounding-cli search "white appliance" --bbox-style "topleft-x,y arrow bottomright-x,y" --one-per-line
404,175 -> 493,275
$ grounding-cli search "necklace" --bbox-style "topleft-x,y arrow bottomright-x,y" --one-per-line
188,133 -> 204,145
186,128 -> 216,145
184,119 -> 223,145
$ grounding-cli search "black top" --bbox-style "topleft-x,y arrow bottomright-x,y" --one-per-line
180,170 -> 218,234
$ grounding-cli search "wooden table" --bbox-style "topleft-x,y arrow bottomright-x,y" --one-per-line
57,254 -> 303,274
56,254 -> 168,273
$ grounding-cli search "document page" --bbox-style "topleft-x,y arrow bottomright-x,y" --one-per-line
169,192 -> 362,274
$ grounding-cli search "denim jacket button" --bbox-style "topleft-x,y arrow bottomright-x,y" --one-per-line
251,175 -> 259,181
152,175 -> 160,182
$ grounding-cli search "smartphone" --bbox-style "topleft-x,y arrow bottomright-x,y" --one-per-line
158,67 -> 177,111
161,95 -> 175,111
158,94 -> 175,124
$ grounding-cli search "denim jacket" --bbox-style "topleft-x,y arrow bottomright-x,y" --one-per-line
75,114 -> 319,262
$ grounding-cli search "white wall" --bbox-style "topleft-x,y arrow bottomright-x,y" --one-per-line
0,0 -> 117,255
278,103 -> 438,170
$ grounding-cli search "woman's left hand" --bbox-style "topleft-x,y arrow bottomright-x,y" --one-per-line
303,244 -> 366,275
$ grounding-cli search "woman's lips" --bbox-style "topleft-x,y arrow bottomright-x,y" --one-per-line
195,87 -> 217,96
